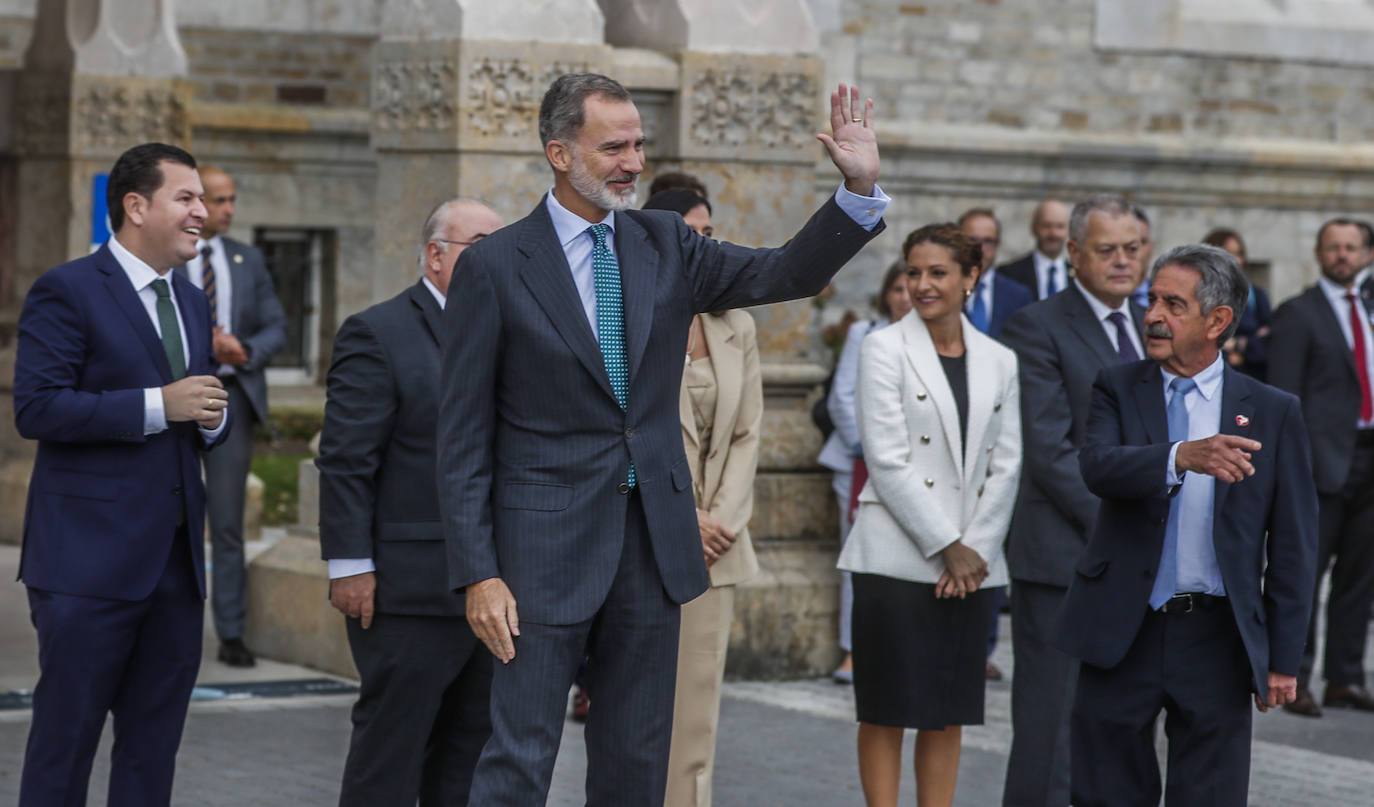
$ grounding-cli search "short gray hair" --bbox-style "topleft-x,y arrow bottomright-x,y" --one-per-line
1151,243 -> 1249,347
538,73 -> 633,147
1069,194 -> 1135,243
417,198 -> 481,273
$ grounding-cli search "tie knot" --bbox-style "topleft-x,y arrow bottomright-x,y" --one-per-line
1170,376 -> 1197,396
1107,311 -> 1126,325
587,223 -> 609,247
200,245 -> 213,261
1346,292 -> 1358,303
151,278 -> 171,299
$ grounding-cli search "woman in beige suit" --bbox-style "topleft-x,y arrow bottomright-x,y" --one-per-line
838,223 -> 1021,807
647,189 -> 763,807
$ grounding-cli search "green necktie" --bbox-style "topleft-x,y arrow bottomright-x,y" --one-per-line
151,278 -> 186,380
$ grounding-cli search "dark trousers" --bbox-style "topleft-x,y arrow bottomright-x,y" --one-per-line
467,494 -> 681,806
339,612 -> 493,806
1003,581 -> 1076,807
20,531 -> 202,807
1299,438 -> 1374,689
1071,602 -> 1252,807
203,380 -> 256,641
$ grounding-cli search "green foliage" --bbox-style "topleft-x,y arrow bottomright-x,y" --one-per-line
252,452 -> 311,526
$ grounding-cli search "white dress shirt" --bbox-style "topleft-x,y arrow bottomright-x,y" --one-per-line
1033,249 -> 1068,300
188,235 -> 234,333
1073,278 -> 1146,359
1318,269 -> 1374,429
1162,353 -> 1226,597
328,276 -> 447,580
107,235 -> 228,443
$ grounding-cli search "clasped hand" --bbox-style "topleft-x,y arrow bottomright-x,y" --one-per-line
161,375 -> 227,429
698,508 -> 736,567
936,540 -> 987,599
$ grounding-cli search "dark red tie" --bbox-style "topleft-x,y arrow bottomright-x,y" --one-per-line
1347,293 -> 1372,422
201,245 -> 218,323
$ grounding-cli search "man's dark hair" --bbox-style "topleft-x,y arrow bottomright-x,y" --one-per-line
643,188 -> 711,218
902,222 -> 983,277
107,142 -> 197,232
1315,217 -> 1374,250
648,171 -> 708,201
538,73 -> 633,148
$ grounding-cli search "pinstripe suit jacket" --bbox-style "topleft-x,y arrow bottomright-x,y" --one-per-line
438,194 -> 884,625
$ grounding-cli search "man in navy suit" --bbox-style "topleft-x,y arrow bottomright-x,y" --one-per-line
438,74 -> 886,805
1054,244 -> 1318,807
14,142 -> 231,806
959,207 -> 1035,340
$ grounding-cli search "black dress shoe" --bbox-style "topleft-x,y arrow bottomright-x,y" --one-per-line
218,638 -> 256,668
1283,687 -> 1322,717
1324,684 -> 1374,711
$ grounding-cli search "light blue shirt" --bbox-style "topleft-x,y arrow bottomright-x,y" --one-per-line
1163,352 -> 1227,597
545,184 -> 891,334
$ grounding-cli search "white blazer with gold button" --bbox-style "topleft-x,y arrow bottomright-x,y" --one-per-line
838,310 -> 1021,586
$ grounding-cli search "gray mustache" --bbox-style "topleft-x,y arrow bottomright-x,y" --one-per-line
1145,323 -> 1173,339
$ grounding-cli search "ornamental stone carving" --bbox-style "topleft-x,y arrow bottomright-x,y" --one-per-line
687,67 -> 817,153
372,58 -> 459,135
16,75 -> 189,158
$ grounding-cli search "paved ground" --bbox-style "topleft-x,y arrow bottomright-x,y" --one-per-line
2,541 -> 1374,805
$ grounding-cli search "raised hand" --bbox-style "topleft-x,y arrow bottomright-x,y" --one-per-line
816,82 -> 879,197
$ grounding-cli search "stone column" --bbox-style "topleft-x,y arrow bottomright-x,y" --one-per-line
605,1 -> 845,677
0,0 -> 190,543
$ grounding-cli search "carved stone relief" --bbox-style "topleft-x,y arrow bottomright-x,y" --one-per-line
15,76 -> 188,158
372,58 -> 459,135
687,66 -> 817,154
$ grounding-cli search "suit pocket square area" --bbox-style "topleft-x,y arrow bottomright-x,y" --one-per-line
1074,556 -> 1109,579
498,482 -> 573,511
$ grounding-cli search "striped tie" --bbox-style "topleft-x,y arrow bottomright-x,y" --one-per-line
587,223 -> 634,488
200,245 -> 218,324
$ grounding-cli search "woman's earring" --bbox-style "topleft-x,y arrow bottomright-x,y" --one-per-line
963,288 -> 973,300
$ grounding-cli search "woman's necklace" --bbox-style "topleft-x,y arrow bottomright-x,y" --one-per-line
685,316 -> 699,366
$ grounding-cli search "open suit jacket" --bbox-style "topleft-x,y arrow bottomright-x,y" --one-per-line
439,195 -> 883,625
175,237 -> 286,423
1053,360 -> 1318,700
1000,289 -> 1145,587
316,280 -> 463,615
678,309 -> 762,588
987,271 -> 1035,339
1267,281 -> 1374,495
837,311 -> 1022,586
14,243 -> 229,601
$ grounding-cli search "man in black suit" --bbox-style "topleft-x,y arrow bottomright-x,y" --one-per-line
998,194 -> 1146,807
958,207 -> 1034,340
1055,243 -> 1318,807
318,198 -> 505,805
438,74 -> 885,805
1270,217 -> 1374,717
999,198 -> 1071,301
178,165 -> 287,668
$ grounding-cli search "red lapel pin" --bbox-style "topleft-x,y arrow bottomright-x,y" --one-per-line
1235,414 -> 1250,427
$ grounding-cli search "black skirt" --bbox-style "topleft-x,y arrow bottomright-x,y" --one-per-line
850,573 -> 999,730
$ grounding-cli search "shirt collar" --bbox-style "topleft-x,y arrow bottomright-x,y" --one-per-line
1319,268 -> 1371,303
107,234 -> 169,292
545,189 -> 616,249
1073,277 -> 1134,322
421,275 -> 447,309
979,267 -> 997,288
195,234 -> 223,256
1161,351 -> 1225,402
1033,249 -> 1063,270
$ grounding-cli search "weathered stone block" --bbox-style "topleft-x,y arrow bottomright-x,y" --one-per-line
750,472 -> 837,544
244,527 -> 357,679
727,540 -> 840,679
297,457 -> 320,528
243,472 -> 263,545
0,459 -> 30,546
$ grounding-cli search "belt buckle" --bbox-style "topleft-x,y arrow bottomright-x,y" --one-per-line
1178,593 -> 1195,613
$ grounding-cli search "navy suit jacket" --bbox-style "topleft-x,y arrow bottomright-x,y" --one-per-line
438,195 -> 883,625
988,271 -> 1034,339
14,243 -> 228,601
1053,359 -> 1318,700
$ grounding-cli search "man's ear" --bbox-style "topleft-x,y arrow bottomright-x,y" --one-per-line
1207,305 -> 1236,343
123,192 -> 148,228
546,140 -> 571,173
1066,240 -> 1081,269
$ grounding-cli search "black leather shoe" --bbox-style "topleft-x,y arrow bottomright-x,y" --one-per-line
1283,687 -> 1322,717
218,638 -> 256,668
1324,684 -> 1374,711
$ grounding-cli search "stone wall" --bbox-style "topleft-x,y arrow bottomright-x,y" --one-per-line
181,27 -> 372,107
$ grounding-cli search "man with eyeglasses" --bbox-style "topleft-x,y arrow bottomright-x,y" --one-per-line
317,198 -> 505,806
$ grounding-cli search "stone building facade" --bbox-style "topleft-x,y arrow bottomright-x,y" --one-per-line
1,0 -> 1371,676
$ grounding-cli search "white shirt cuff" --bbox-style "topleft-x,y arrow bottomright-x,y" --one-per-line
1166,441 -> 1184,488
833,183 -> 890,232
199,403 -> 229,444
143,387 -> 167,435
328,558 -> 377,579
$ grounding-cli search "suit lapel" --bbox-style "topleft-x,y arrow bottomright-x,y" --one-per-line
961,319 -> 993,479
1212,366 -> 1253,522
901,315 -> 963,476
1307,286 -> 1359,380
613,213 -> 658,386
679,368 -> 699,455
226,242 -> 248,332
171,273 -> 206,373
1132,362 -> 1169,444
1063,288 -> 1120,368
516,200 -> 618,403
99,247 -> 175,382
409,281 -> 444,347
703,314 -> 742,493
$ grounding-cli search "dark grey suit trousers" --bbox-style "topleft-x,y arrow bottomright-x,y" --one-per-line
468,493 -> 680,806
203,380 -> 255,640
1004,581 -> 1075,807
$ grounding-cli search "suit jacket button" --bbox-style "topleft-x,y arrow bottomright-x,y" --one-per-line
978,485 -> 985,497
986,444 -> 994,453
924,478 -> 934,488
172,485 -> 183,495
916,392 -> 927,401
625,428 -> 634,438
994,403 -> 1002,412
920,435 -> 931,444
617,482 -> 631,495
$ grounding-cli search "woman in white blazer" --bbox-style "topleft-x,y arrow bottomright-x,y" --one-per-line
838,223 -> 1021,807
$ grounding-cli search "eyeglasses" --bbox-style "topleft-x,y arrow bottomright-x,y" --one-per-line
433,237 -> 483,247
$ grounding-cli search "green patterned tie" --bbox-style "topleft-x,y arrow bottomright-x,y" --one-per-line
151,278 -> 186,380
587,224 -> 634,487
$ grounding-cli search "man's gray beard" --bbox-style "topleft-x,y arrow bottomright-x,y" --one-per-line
569,156 -> 637,212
